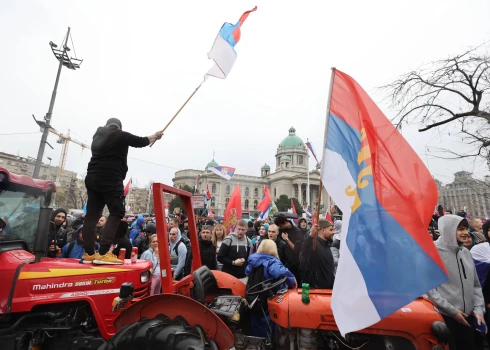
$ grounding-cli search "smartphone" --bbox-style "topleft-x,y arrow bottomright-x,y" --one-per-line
473,317 -> 487,333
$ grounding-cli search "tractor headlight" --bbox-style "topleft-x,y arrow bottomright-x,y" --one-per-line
140,270 -> 150,283
431,321 -> 450,343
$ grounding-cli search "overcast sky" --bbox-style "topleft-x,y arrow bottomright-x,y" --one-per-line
1,0 -> 489,188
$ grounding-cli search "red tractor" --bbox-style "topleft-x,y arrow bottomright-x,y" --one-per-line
100,183 -> 450,350
0,168 -> 152,350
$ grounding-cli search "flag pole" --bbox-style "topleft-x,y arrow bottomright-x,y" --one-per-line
314,67 -> 336,250
149,81 -> 205,147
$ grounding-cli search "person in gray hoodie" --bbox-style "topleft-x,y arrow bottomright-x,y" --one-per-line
218,220 -> 253,279
427,215 -> 486,349
168,227 -> 187,280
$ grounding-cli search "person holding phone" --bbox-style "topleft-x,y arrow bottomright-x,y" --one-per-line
427,215 -> 486,350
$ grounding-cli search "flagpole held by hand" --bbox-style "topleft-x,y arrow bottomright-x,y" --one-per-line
149,81 -> 205,147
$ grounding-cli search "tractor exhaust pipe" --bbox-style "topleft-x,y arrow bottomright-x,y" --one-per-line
33,207 -> 53,262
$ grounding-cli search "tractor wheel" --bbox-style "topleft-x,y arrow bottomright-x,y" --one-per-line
98,313 -> 218,350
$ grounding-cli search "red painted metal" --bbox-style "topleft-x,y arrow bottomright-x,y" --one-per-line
153,183 -> 201,293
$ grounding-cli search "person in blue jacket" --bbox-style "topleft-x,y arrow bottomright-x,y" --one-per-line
129,216 -> 145,245
61,226 -> 99,260
245,239 -> 296,339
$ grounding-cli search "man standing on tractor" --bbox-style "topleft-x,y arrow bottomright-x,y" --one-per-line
81,118 -> 163,265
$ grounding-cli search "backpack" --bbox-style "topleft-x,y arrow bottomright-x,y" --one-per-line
245,265 -> 271,315
173,236 -> 193,279
133,233 -> 145,249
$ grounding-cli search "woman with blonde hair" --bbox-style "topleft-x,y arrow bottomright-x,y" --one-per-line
245,239 -> 296,338
212,224 -> 226,270
140,234 -> 160,295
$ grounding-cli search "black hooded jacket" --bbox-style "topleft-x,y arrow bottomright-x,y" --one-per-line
87,127 -> 149,181
199,239 -> 217,270
301,236 -> 335,289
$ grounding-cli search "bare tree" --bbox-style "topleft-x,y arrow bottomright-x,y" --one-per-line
384,43 -> 490,168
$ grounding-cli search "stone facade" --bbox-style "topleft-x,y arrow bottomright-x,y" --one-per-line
436,171 -> 490,218
172,127 -> 329,216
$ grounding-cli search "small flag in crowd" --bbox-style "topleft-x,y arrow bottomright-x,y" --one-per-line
306,140 -> 320,164
303,206 -> 312,217
290,199 -> 298,224
209,165 -> 236,180
321,69 -> 447,336
257,186 -> 272,220
205,6 -> 257,80
208,206 -> 215,218
206,184 -> 212,201
124,178 -> 132,196
223,185 -> 242,234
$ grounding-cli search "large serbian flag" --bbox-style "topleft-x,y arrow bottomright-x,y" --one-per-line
321,69 -> 447,336
205,6 -> 257,80
223,185 -> 242,234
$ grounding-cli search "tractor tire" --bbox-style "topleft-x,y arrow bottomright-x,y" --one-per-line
98,313 -> 218,350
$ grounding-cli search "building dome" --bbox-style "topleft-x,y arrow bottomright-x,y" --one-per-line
262,163 -> 270,169
278,127 -> 306,149
205,159 -> 219,169
280,155 -> 291,161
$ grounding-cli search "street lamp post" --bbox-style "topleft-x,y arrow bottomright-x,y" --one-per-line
32,27 -> 82,178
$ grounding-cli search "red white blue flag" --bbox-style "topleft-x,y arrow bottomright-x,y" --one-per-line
306,141 -> 319,164
257,186 -> 272,220
321,69 -> 447,335
205,7 -> 257,80
208,165 -> 236,180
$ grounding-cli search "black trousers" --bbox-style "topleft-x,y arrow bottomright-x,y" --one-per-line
83,174 -> 125,255
443,315 -> 475,350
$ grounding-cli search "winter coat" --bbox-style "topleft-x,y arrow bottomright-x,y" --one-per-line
427,215 -> 485,317
218,233 -> 253,278
129,217 -> 145,244
301,236 -> 335,289
141,248 -> 160,277
245,253 -> 296,288
169,230 -> 187,278
87,127 -> 149,182
246,228 -> 256,240
199,239 -> 217,270
271,238 -> 288,266
280,223 -> 304,269
471,243 -> 490,305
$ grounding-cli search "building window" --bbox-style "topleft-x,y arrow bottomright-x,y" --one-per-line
212,183 -> 216,194
295,185 -> 299,198
226,185 -> 231,195
245,199 -> 249,208
226,198 -> 230,205
298,155 -> 303,164
254,200 -> 258,209
254,188 -> 258,197
245,187 -> 249,196
211,197 -> 216,207
274,188 -> 277,197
